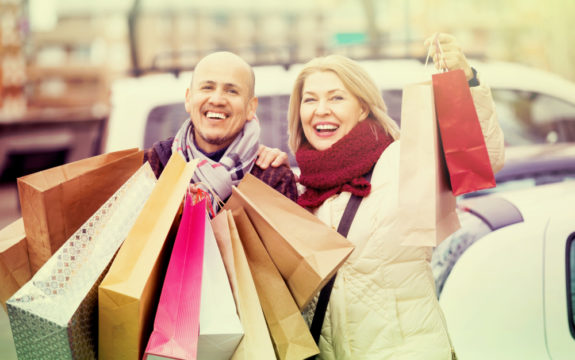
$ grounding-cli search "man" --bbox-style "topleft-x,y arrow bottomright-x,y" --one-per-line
144,52 -> 297,211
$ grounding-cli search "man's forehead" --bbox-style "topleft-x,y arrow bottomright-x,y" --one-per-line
192,65 -> 250,89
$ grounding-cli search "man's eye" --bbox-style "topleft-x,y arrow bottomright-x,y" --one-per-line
227,89 -> 239,94
201,85 -> 213,91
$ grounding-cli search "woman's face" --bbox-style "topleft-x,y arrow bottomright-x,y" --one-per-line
300,71 -> 368,151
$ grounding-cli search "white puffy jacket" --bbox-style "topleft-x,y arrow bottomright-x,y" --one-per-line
310,83 -> 505,359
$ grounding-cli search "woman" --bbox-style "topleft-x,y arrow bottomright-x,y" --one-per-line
288,34 -> 504,359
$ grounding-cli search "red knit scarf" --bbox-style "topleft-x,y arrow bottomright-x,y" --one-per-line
296,120 -> 394,208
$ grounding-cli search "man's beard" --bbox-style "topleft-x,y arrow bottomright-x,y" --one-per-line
196,128 -> 242,148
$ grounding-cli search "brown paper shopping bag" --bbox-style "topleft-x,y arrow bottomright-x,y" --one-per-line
17,148 -> 143,272
98,153 -> 198,360
0,218 -> 32,307
224,174 -> 354,310
7,163 -> 157,360
233,208 -> 319,360
211,210 -> 275,360
0,218 -> 30,308
397,82 -> 460,247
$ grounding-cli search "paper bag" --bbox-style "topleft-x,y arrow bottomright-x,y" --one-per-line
211,210 -> 275,360
17,148 -> 143,273
6,163 -> 157,360
0,218 -> 31,308
432,69 -> 496,195
197,205 -> 244,360
224,174 -> 354,309
144,197 -> 205,360
98,154 -> 198,360
397,82 -> 461,247
233,208 -> 319,360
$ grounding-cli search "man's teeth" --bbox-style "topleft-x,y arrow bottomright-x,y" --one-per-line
315,124 -> 338,131
206,111 -> 226,119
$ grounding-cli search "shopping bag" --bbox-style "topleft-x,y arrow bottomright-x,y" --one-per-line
99,153 -> 198,360
6,162 -> 157,360
211,210 -> 276,360
197,204 -> 244,360
143,196 -> 205,360
432,69 -> 496,195
224,174 -> 354,309
17,148 -> 143,273
0,218 -> 31,309
397,81 -> 461,247
233,207 -> 319,360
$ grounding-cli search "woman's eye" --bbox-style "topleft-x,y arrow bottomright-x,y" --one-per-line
302,98 -> 316,103
331,96 -> 344,101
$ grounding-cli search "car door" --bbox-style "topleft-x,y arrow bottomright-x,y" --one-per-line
543,199 -> 575,359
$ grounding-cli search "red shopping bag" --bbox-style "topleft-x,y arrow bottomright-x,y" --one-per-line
432,69 -> 496,195
144,196 -> 206,360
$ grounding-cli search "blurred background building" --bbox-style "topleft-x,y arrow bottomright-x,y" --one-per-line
0,0 -> 574,229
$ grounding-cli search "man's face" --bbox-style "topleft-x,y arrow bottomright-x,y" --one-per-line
185,54 -> 257,153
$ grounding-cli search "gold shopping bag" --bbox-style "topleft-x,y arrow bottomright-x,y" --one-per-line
98,153 -> 198,360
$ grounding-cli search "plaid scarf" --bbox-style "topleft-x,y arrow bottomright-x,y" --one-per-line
296,120 -> 393,208
172,118 -> 260,211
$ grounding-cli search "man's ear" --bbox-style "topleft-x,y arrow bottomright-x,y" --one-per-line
246,96 -> 258,121
184,88 -> 191,113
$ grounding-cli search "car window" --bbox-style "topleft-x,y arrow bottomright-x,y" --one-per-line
492,89 -> 575,145
256,94 -> 295,166
568,232 -> 575,339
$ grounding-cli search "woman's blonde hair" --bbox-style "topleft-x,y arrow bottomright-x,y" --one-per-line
287,55 -> 400,153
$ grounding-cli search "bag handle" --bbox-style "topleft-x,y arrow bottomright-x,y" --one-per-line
424,33 -> 448,72
309,168 -> 374,346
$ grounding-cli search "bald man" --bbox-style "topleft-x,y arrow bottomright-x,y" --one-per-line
144,52 -> 297,212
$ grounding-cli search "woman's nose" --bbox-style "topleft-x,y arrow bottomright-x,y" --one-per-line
315,99 -> 330,115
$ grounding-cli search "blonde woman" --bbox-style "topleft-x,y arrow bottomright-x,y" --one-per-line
288,34 -> 504,359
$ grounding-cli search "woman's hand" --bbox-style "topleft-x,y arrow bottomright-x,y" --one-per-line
424,33 -> 474,81
255,144 -> 290,169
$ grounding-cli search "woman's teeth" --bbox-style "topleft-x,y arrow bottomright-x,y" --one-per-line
315,124 -> 338,132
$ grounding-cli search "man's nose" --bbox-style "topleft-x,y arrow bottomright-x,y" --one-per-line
208,90 -> 226,105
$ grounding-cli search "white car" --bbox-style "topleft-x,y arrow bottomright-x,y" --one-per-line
105,59 -> 575,168
435,178 -> 575,360
430,142 -> 575,359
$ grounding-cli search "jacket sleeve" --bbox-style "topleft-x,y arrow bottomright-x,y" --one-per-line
143,146 -> 165,179
249,164 -> 299,202
469,77 -> 505,173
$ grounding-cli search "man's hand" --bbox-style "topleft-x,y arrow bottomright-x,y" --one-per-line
255,145 -> 290,169
424,33 -> 474,81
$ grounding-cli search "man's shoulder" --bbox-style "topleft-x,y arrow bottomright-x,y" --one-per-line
143,137 -> 175,178
249,164 -> 298,202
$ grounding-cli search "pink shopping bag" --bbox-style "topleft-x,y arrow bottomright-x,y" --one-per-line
144,197 -> 206,360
